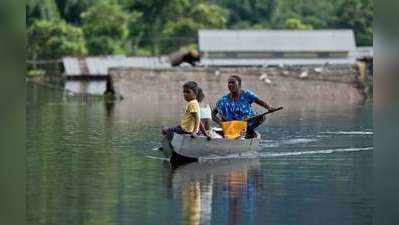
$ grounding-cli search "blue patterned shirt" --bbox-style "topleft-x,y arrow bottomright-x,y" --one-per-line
216,90 -> 259,121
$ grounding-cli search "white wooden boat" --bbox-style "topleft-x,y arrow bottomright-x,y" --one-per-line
161,132 -> 261,164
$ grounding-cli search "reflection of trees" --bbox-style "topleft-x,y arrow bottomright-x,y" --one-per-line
27,109 -> 110,225
27,82 -> 373,225
27,90 -> 166,225
27,84 -> 121,225
28,84 -> 263,225
28,83 -> 264,225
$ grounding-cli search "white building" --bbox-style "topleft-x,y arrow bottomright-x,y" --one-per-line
198,29 -> 358,66
62,55 -> 170,77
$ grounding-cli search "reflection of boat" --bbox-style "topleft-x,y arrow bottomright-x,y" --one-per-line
161,133 -> 262,164
169,158 -> 261,188
163,158 -> 261,225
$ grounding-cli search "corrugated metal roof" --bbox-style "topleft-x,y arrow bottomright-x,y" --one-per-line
199,29 -> 356,52
350,47 -> 373,59
63,56 -> 170,76
200,58 -> 356,66
63,57 -> 82,75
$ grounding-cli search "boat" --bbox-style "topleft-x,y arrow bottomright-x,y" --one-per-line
160,107 -> 282,164
161,131 -> 262,164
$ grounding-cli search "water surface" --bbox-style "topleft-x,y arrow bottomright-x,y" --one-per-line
26,81 -> 373,225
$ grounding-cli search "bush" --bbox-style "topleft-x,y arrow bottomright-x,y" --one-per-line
27,69 -> 47,77
27,20 -> 87,60
81,2 -> 130,55
159,3 -> 228,53
284,18 -> 313,30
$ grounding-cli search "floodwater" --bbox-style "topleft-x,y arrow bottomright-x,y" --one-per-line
26,81 -> 373,225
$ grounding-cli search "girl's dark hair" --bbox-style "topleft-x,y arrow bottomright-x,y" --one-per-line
183,81 -> 205,102
229,75 -> 241,86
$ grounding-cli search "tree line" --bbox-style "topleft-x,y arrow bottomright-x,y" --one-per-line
26,0 -> 373,60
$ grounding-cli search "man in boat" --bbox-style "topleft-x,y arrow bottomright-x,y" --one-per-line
211,75 -> 278,138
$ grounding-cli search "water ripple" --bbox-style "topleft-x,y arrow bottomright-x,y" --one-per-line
320,131 -> 373,135
200,147 -> 373,161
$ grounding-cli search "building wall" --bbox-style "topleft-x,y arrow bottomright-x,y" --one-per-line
110,65 -> 367,112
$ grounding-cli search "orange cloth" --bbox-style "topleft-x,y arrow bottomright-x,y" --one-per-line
221,121 -> 247,140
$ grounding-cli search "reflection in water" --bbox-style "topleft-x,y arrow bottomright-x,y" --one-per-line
227,170 -> 250,225
181,179 -> 214,225
105,101 -> 115,120
222,166 -> 261,225
167,159 -> 261,225
182,181 -> 202,225
65,80 -> 107,95
27,81 -> 373,225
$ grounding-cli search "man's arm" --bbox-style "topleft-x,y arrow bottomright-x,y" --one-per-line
254,98 -> 275,111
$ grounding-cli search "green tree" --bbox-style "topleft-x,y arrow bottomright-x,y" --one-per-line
284,18 -> 313,30
215,0 -> 276,26
53,0 -> 102,24
160,2 -> 228,53
271,0 -> 336,29
81,1 -> 130,55
190,3 -> 228,28
25,0 -> 374,57
27,20 -> 87,60
26,0 -> 60,25
161,18 -> 198,53
122,0 -> 192,54
124,10 -> 144,55
334,0 -> 373,46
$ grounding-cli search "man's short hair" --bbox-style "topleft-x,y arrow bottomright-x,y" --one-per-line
229,75 -> 241,86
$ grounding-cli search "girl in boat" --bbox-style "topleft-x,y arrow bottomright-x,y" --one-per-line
162,81 -> 210,140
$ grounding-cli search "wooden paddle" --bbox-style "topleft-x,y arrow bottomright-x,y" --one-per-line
244,106 -> 283,122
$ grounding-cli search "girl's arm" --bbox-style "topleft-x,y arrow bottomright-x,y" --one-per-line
191,112 -> 200,136
199,121 -> 212,140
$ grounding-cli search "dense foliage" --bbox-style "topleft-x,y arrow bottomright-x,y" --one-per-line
27,20 -> 87,60
81,2 -> 130,55
26,0 -> 373,58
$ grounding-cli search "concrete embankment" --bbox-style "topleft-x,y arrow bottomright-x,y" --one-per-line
110,65 -> 367,108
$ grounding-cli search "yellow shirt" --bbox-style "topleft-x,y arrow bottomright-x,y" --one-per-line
180,99 -> 200,133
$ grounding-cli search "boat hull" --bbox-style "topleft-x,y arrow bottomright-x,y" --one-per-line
161,133 -> 261,163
